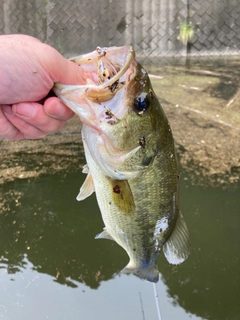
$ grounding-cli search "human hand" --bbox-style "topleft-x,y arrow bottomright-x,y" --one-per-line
0,34 -> 84,140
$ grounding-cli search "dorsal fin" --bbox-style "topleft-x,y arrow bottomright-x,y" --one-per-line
163,213 -> 190,264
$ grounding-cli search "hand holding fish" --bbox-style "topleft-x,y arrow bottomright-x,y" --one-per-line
0,34 -> 84,140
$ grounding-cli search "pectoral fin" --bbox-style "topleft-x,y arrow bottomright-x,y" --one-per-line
108,179 -> 135,215
76,172 -> 95,201
163,213 -> 190,265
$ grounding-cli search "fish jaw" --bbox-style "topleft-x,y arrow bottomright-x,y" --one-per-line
53,46 -> 136,129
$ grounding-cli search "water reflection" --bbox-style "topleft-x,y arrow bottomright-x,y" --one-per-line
0,254 -> 203,320
0,170 -> 240,319
0,172 -> 127,290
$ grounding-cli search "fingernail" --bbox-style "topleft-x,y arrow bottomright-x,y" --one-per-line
2,105 -> 14,115
13,103 -> 37,118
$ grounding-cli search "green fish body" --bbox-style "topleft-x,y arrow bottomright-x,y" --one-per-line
54,46 -> 190,283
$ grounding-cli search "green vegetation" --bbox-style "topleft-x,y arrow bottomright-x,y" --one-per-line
178,21 -> 194,45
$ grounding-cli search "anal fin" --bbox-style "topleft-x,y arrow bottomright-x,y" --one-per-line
95,228 -> 114,241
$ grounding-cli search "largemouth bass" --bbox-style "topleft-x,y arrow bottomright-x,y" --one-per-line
53,46 -> 190,283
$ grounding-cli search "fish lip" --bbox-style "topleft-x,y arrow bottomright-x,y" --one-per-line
54,46 -> 135,91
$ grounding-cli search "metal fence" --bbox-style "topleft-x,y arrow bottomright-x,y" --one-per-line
0,0 -> 240,59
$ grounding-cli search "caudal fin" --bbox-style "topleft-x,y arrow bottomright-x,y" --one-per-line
163,212 -> 190,265
121,262 -> 159,283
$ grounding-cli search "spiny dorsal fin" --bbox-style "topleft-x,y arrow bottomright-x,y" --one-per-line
76,172 -> 95,201
108,179 -> 135,215
163,213 -> 190,265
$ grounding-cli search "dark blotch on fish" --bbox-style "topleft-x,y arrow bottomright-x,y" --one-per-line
139,136 -> 146,148
109,80 -> 119,92
113,185 -> 121,194
105,108 -> 113,119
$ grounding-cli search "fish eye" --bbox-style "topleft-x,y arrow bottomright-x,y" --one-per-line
134,93 -> 150,114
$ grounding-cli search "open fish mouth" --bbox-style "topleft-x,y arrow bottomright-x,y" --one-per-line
54,46 -> 135,103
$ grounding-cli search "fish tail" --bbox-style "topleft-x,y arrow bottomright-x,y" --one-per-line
121,262 -> 159,283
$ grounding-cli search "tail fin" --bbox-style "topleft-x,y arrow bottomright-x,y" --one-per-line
163,212 -> 190,265
121,262 -> 159,283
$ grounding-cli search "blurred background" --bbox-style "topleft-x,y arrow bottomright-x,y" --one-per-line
1,0 -> 240,60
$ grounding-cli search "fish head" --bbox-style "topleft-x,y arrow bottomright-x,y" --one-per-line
54,46 -> 164,179
53,46 -> 136,128
53,46 -> 158,133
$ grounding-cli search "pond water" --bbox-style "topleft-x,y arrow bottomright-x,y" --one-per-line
0,163 -> 239,320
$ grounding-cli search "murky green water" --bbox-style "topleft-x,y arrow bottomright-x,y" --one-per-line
0,164 -> 239,320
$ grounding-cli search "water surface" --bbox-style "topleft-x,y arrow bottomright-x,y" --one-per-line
0,168 -> 239,320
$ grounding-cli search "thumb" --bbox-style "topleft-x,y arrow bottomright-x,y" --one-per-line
43,45 -> 86,85
56,57 -> 86,85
